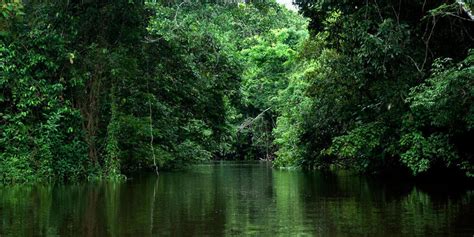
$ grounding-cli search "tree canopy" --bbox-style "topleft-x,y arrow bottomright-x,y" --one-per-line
1,0 -> 472,183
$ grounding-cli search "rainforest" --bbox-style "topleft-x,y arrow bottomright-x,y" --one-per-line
1,0 -> 474,235
2,0 -> 473,182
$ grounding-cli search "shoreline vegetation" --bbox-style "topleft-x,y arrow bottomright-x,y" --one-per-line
1,0 -> 473,183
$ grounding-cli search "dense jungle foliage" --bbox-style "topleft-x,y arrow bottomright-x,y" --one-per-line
0,0 -> 473,183
275,0 -> 474,177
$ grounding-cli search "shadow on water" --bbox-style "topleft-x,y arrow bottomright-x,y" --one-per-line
0,161 -> 473,236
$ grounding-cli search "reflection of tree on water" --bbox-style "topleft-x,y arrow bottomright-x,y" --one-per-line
84,186 -> 96,236
150,176 -> 159,235
0,164 -> 473,236
287,171 -> 474,236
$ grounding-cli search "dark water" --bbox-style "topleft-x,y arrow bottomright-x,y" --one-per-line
0,162 -> 473,236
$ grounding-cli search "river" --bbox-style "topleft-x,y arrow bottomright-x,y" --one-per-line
0,162 -> 473,236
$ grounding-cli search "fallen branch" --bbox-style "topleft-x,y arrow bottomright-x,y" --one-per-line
238,107 -> 272,131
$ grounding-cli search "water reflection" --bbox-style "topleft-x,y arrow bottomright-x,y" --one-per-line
0,162 -> 473,236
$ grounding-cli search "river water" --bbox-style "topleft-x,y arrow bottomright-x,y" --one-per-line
0,162 -> 473,236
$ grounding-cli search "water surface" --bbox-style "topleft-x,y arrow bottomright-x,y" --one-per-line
0,162 -> 473,236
